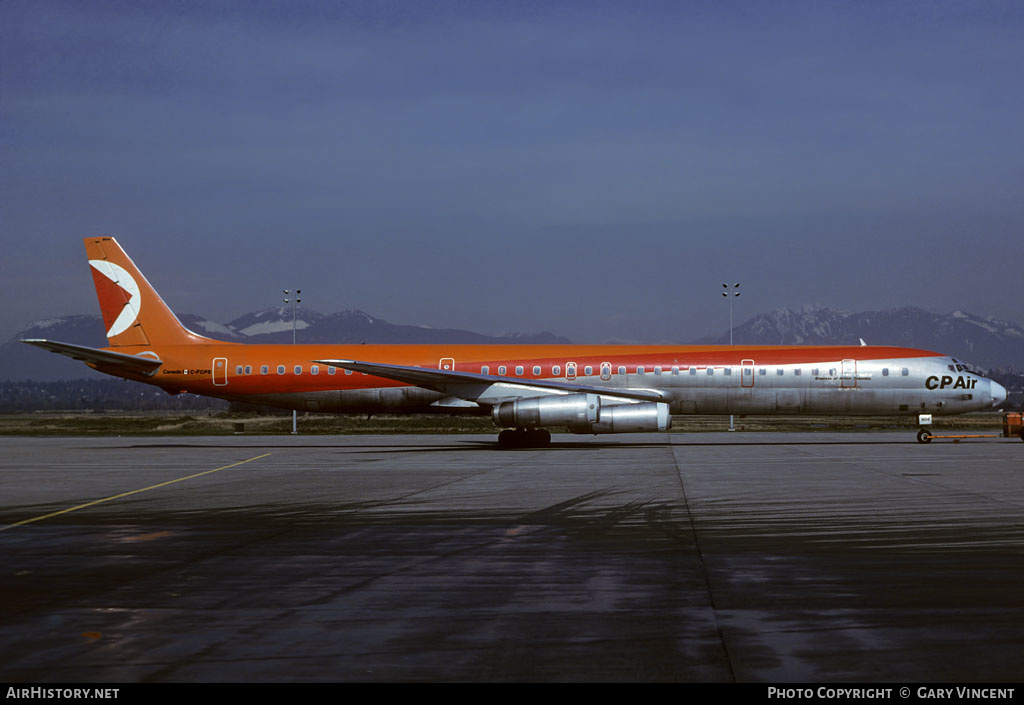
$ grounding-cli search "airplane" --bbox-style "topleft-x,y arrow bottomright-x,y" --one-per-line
23,237 -> 1008,447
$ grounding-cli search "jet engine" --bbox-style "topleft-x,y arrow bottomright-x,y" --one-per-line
571,401 -> 671,434
491,393 -> 671,434
492,393 -> 600,428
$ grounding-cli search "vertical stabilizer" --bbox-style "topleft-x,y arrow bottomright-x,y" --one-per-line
84,236 -> 213,347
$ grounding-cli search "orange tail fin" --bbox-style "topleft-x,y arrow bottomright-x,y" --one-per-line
84,236 -> 213,347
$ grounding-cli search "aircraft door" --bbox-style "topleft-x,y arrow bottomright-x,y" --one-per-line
600,362 -> 612,381
439,357 -> 455,371
741,359 -> 755,388
566,362 -> 577,380
213,357 -> 228,386
841,359 -> 857,388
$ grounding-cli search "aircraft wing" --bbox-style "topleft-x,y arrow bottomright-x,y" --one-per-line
314,358 -> 666,405
22,339 -> 163,376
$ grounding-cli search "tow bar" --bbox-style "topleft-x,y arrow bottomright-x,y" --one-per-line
917,412 -> 1024,443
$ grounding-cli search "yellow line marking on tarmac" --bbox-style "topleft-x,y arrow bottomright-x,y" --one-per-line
0,452 -> 272,532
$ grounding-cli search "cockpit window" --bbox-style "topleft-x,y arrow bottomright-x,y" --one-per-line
953,358 -> 979,374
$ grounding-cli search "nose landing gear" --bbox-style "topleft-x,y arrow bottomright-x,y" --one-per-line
497,428 -> 552,448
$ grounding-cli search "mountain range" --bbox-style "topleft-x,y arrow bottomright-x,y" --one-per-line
3,305 -> 1022,381
1,308 -> 570,381
695,305 -> 1024,370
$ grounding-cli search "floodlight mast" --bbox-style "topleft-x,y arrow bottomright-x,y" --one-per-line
722,283 -> 740,431
283,289 -> 302,434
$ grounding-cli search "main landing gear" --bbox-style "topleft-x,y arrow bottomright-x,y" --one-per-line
497,428 -> 551,448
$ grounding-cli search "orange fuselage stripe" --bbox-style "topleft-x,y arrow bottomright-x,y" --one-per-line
104,343 -> 942,395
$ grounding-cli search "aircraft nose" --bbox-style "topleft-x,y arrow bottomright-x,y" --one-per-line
990,380 -> 1007,408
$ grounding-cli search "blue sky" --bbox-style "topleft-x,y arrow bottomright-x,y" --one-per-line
3,0 -> 1023,343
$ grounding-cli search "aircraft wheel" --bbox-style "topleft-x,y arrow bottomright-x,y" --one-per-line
498,429 -> 519,448
497,428 -> 550,448
916,429 -> 932,444
527,428 -> 551,447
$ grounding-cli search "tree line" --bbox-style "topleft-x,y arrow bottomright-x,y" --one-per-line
0,379 -> 228,412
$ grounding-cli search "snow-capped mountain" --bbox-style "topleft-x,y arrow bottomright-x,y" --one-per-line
224,307 -> 325,340
2,315 -> 111,381
696,305 -> 1024,370
177,313 -> 245,341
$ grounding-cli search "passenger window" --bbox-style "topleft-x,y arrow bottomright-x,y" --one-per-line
533,366 -> 541,375
637,366 -> 645,375
759,368 -> 766,375
498,365 -> 507,375
743,368 -> 751,376
777,369 -> 784,376
311,365 -> 319,375
328,366 -> 336,375
260,365 -> 268,375
671,366 -> 679,375
515,366 -> 524,376
902,368 -> 909,376
244,365 -> 252,375
689,367 -> 696,376
235,365 -> 243,375
724,368 -> 732,376
584,365 -> 593,375
344,369 -> 353,375
793,369 -> 800,376
882,368 -> 889,376
654,366 -> 662,375
618,366 -> 626,376
294,365 -> 302,375
277,365 -> 285,375
553,365 -> 561,376
481,365 -> 490,375
706,368 -> 713,376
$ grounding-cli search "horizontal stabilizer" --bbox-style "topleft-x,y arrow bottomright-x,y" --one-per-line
314,358 -> 666,405
21,339 -> 163,376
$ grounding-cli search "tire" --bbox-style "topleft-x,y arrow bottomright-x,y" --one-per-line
498,428 -> 551,448
528,428 -> 551,447
498,429 -> 519,448
916,429 -> 932,444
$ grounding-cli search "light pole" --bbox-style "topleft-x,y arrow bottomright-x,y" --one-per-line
722,283 -> 740,431
283,289 -> 301,435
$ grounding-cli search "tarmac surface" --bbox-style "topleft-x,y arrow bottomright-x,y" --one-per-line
1,431 -> 1022,682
